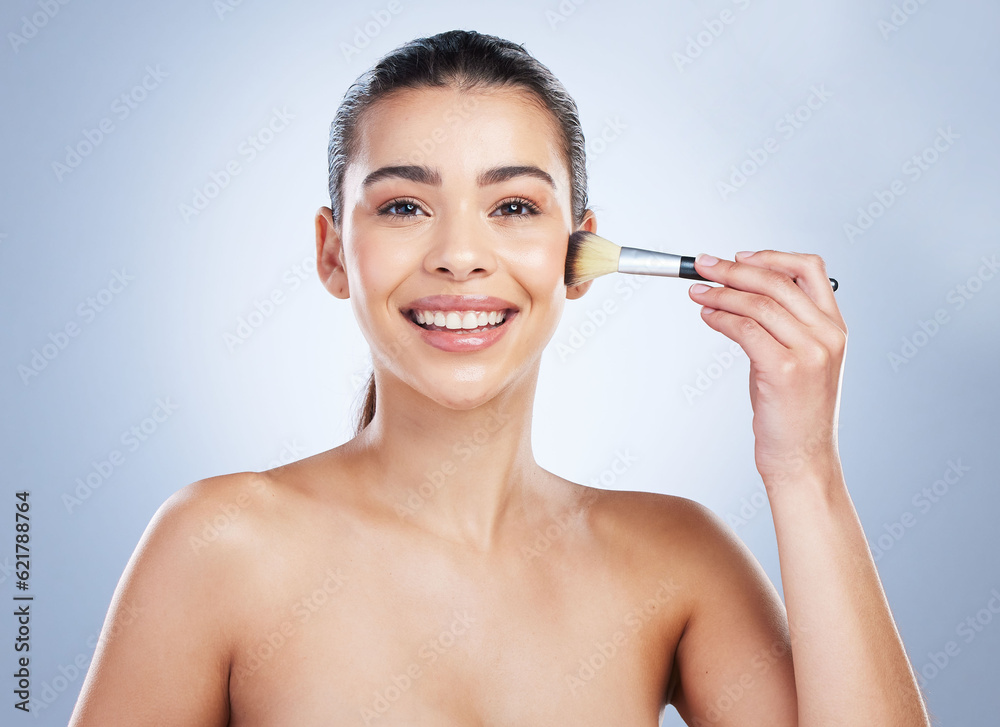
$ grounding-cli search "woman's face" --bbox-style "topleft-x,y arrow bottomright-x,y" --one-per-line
317,85 -> 595,410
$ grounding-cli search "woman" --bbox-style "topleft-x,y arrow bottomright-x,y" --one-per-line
69,29 -> 930,726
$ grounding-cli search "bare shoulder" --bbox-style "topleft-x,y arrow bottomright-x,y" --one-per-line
596,486 -> 785,604
68,471 -> 284,726
583,488 -> 794,723
122,469 -> 286,602
164,470 -> 282,553
582,486 -> 745,560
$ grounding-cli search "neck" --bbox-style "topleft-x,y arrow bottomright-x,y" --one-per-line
346,366 -> 544,551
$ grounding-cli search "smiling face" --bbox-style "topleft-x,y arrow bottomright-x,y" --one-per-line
316,84 -> 595,411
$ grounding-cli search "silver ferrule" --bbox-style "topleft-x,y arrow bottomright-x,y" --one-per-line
617,246 -> 684,277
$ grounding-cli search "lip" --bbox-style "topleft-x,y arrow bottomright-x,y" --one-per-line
403,294 -> 518,313
401,295 -> 519,353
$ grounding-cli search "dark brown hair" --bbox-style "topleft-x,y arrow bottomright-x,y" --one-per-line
327,29 -> 590,435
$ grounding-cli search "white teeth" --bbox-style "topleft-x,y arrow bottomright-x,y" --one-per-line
411,309 -> 509,330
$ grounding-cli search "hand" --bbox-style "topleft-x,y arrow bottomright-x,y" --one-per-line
688,250 -> 848,490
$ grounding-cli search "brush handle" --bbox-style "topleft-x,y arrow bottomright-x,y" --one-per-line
618,248 -> 838,291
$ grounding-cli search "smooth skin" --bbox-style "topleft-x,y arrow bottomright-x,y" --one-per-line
68,86 -> 930,726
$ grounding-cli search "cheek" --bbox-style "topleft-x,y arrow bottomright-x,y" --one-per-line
346,239 -> 416,331
503,233 -> 569,301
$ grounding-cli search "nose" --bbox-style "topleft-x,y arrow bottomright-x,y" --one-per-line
422,212 -> 497,281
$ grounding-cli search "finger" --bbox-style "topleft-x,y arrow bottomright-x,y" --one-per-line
697,305 -> 788,361
693,254 -> 833,331
733,250 -> 845,330
689,284 -> 813,350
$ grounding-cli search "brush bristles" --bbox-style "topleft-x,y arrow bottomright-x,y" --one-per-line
565,231 -> 621,287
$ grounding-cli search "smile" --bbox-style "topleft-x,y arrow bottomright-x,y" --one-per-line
410,309 -> 508,333
401,295 -> 519,352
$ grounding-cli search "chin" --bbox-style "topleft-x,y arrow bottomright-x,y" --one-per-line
412,368 -> 515,411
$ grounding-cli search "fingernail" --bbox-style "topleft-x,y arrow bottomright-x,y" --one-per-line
701,306 -> 717,315
690,284 -> 710,295
735,250 -> 756,259
696,253 -> 719,266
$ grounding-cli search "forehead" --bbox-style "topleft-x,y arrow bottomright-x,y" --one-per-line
345,85 -> 570,194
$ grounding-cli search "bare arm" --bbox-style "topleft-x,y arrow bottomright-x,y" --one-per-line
767,459 -> 928,725
666,498 -> 799,726
682,250 -> 929,725
68,477 -> 251,726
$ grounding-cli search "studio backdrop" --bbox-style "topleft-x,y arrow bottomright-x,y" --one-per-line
1,1 -> 997,725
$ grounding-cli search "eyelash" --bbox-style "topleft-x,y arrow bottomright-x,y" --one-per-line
376,196 -> 542,219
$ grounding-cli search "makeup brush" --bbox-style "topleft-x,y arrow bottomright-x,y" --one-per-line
565,231 -> 838,291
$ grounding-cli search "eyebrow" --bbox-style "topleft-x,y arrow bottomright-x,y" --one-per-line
361,164 -> 556,190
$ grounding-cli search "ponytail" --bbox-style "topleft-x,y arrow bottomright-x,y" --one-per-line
354,371 -> 376,435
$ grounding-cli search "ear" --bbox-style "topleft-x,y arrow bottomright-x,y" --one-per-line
315,206 -> 350,299
566,208 -> 598,301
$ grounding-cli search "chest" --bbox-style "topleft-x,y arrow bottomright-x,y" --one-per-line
226,541 -> 682,726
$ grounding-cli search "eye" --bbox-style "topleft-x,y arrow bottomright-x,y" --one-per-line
376,198 -> 426,217
491,197 -> 542,218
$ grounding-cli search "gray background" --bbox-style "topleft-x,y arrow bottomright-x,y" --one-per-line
2,1 -> 998,725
